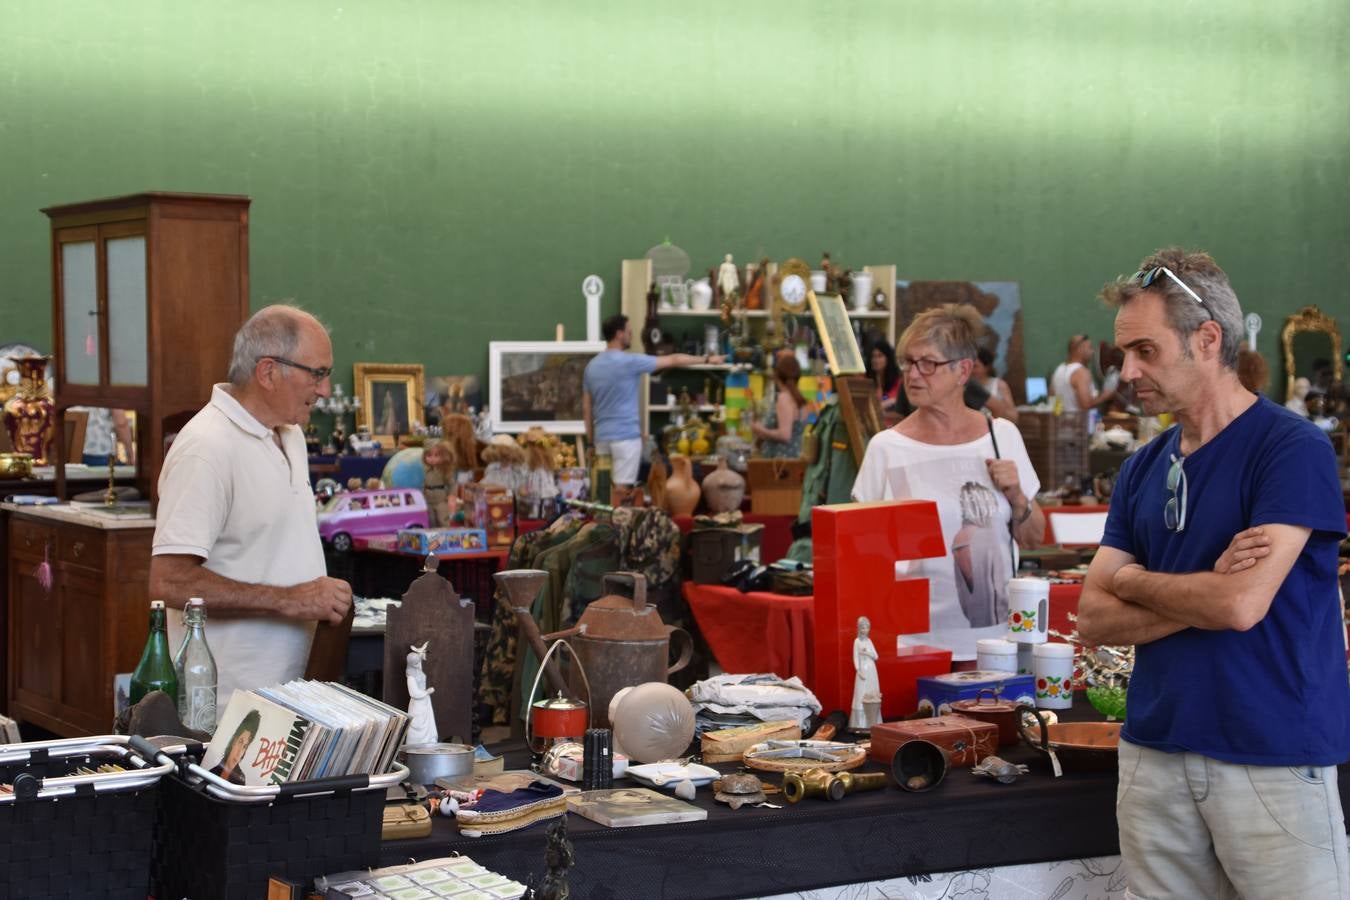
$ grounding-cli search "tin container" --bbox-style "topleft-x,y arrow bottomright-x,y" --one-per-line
399,743 -> 475,785
915,670 -> 1036,716
949,689 -> 1023,746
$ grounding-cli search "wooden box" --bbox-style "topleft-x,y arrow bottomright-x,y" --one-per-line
747,459 -> 806,516
686,524 -> 763,584
868,714 -> 999,768
700,720 -> 801,763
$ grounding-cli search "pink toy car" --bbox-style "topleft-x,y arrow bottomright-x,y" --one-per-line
317,488 -> 429,552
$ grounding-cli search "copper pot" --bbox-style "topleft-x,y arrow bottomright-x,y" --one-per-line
950,689 -> 1022,746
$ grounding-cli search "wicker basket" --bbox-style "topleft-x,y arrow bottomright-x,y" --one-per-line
137,739 -> 407,900
0,735 -> 173,900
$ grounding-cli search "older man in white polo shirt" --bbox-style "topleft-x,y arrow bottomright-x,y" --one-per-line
150,305 -> 353,708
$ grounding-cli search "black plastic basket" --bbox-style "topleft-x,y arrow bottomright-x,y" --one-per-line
0,735 -> 174,900
140,739 -> 406,900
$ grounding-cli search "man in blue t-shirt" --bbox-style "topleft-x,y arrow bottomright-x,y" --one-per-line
582,314 -> 723,502
1079,248 -> 1349,898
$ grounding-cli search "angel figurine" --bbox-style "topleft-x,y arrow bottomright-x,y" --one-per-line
849,616 -> 882,731
717,253 -> 740,299
405,641 -> 439,745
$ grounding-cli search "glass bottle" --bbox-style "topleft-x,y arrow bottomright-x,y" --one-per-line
129,600 -> 178,706
174,597 -> 218,732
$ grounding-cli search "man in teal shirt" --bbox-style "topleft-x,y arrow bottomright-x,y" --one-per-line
583,314 -> 722,502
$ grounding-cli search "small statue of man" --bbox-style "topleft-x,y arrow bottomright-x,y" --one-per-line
528,816 -> 575,900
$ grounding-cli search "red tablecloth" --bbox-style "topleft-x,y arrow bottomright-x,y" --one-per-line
683,582 -> 814,682
674,513 -> 795,563
684,580 -> 1083,687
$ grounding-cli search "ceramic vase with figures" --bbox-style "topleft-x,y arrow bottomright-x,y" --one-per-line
665,455 -> 701,516
3,356 -> 55,464
701,457 -> 745,513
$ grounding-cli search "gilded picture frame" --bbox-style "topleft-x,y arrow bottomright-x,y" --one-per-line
836,374 -> 884,466
808,292 -> 866,375
1280,305 -> 1342,402
354,362 -> 426,449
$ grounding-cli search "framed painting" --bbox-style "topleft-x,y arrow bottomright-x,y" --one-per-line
489,341 -> 605,434
425,374 -> 482,425
836,374 -> 884,466
354,362 -> 426,448
809,292 -> 866,375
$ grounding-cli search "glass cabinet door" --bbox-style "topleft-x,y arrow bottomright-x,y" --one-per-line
60,241 -> 99,386
106,235 -> 148,386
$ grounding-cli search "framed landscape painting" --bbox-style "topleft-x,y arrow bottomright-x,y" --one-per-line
488,341 -> 605,434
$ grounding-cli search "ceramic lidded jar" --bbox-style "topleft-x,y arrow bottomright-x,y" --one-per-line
664,455 -> 700,516
702,457 -> 745,513
3,356 -> 55,464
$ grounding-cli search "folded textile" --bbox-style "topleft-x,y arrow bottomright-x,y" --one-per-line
688,674 -> 821,728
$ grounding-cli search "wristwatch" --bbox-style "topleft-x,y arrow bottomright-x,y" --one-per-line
1013,502 -> 1034,526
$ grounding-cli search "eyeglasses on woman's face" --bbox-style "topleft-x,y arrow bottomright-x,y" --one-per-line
899,356 -> 959,376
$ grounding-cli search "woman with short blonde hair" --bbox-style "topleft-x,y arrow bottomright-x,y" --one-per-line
852,304 -> 1045,661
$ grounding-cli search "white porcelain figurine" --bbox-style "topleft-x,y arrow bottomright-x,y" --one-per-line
405,641 -> 439,745
849,616 -> 882,731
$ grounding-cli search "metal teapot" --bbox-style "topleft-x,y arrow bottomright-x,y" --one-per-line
546,572 -> 693,728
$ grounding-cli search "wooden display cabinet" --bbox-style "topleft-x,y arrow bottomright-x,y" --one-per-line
6,507 -> 152,735
43,192 -> 251,505
3,192 -> 251,734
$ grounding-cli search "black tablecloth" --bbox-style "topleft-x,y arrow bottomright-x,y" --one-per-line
382,728 -> 1128,900
380,705 -> 1350,900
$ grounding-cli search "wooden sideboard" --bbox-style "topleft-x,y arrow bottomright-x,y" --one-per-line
4,504 -> 153,736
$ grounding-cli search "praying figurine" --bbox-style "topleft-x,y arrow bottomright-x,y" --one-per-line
849,616 -> 882,731
405,641 -> 439,745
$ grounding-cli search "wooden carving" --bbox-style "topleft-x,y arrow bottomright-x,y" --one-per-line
384,554 -> 476,744
1281,305 -> 1342,402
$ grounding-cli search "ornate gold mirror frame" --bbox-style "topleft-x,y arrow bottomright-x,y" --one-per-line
1281,305 -> 1342,401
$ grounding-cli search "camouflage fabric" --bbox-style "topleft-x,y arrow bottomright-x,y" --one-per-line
477,516 -> 584,724
560,532 -> 622,625
615,507 -> 682,591
797,400 -> 860,525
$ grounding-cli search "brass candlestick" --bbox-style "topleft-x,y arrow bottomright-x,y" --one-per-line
103,453 -> 117,506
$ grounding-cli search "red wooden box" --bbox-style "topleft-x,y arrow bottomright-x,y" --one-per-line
868,714 -> 999,769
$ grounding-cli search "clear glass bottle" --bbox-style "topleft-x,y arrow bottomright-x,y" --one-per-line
129,600 -> 178,706
173,597 -> 218,732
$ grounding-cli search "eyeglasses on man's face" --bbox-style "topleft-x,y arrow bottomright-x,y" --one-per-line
261,355 -> 332,382
1133,266 -> 1213,322
1164,453 -> 1187,532
899,357 -> 960,376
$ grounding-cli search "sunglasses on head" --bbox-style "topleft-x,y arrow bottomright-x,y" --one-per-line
1133,266 -> 1213,321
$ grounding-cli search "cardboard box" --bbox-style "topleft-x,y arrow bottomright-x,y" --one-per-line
915,670 -> 1037,715
747,458 -> 806,516
463,483 -> 515,547
868,714 -> 999,769
397,527 -> 488,555
686,523 -> 763,584
700,720 -> 801,763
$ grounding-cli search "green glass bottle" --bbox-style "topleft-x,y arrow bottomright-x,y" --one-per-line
130,600 -> 179,706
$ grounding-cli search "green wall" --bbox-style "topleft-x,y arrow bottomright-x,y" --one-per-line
2,1 -> 1346,399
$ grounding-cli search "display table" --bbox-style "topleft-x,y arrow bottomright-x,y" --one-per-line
330,536 -> 509,618
683,583 -> 814,681
683,581 -> 1084,681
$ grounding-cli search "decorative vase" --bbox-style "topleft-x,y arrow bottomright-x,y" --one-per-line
702,457 -> 745,513
665,455 -> 701,516
3,356 -> 55,465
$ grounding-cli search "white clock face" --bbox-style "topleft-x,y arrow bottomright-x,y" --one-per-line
582,275 -> 603,299
781,274 -> 807,306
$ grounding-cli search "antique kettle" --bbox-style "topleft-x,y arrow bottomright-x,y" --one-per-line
545,572 -> 693,728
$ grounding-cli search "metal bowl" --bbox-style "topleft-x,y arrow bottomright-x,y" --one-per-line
398,742 -> 475,785
1017,704 -> 1120,773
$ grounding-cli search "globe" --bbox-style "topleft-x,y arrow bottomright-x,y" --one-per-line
381,447 -> 425,489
